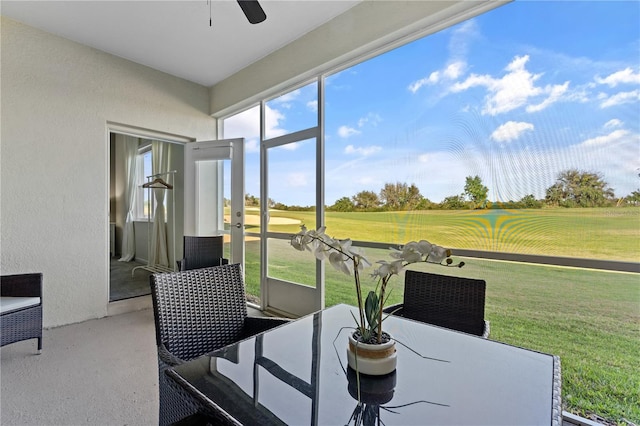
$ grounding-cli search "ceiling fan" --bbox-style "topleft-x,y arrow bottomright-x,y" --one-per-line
237,0 -> 267,24
208,0 -> 266,26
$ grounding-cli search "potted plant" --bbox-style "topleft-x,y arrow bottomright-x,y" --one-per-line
291,225 -> 464,375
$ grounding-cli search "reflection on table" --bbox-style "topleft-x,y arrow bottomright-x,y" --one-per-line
167,304 -> 561,425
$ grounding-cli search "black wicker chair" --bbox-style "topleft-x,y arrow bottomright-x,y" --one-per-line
177,236 -> 229,271
384,270 -> 490,338
150,264 -> 289,425
1,273 -> 43,352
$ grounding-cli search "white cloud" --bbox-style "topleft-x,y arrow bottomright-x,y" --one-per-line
526,81 -> 570,112
307,100 -> 318,112
448,19 -> 478,59
452,55 -> 545,115
599,90 -> 640,108
408,72 -> 439,93
408,19 -> 477,96
444,61 -> 466,80
604,119 -> 623,128
281,142 -> 300,151
338,125 -> 361,138
223,105 -> 287,141
408,61 -> 466,94
580,129 -> 630,147
265,106 -> 287,139
451,55 -> 576,115
273,89 -> 301,103
222,107 -> 259,139
245,139 -> 259,154
344,145 -> 382,156
357,113 -> 382,128
491,121 -> 535,142
595,67 -> 640,87
418,154 -> 431,163
286,172 -> 308,188
451,73 -> 493,92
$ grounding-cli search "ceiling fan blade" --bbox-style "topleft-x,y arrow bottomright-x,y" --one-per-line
237,0 -> 267,24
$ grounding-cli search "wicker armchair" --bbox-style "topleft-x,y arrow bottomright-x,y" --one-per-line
150,264 -> 289,426
1,273 -> 43,351
177,236 -> 228,271
384,270 -> 490,338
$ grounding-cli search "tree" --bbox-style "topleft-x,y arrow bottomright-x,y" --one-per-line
379,182 -> 423,210
415,197 -> 435,210
330,197 -> 355,212
245,193 -> 260,207
520,194 -> 542,209
440,194 -> 467,210
464,175 -> 489,209
624,189 -> 640,206
545,183 -> 564,207
545,169 -> 615,207
352,190 -> 380,210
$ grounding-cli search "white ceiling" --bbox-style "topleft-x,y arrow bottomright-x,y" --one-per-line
1,0 -> 360,87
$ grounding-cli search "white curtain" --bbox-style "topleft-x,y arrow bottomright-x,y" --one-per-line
149,141 -> 170,267
118,136 -> 139,262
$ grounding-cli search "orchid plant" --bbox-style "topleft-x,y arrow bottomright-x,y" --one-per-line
291,225 -> 465,344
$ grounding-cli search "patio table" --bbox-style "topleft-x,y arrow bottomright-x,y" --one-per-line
167,304 -> 561,425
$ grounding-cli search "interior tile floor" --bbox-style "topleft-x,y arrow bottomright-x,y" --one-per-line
110,257 -> 153,301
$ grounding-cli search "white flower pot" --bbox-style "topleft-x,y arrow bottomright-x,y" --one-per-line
347,333 -> 397,376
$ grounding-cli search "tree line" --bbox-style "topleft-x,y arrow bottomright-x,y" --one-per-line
245,169 -> 640,211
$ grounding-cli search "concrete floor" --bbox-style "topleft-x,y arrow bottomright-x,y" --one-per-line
1,308 -> 158,425
1,302 -> 267,426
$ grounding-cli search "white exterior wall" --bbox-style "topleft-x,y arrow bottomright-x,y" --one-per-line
0,17 -> 216,327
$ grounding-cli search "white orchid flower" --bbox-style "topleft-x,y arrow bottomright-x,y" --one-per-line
354,255 -> 370,271
329,251 -> 351,275
291,226 -> 310,251
427,244 -> 448,263
388,247 -> 403,259
291,226 -> 464,344
416,240 -> 433,256
389,259 -> 405,275
313,243 -> 329,261
372,259 -> 404,280
291,236 -> 304,251
350,248 -> 371,270
392,241 -> 422,263
372,260 -> 392,279
338,238 -> 352,250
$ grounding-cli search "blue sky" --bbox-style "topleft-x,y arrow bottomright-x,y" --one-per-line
225,1 -> 640,206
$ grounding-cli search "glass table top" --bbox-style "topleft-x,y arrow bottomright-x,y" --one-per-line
169,304 -> 560,425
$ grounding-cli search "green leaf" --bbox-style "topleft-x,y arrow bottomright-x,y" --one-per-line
364,290 -> 380,331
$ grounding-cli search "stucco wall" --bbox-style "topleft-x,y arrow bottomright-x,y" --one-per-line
1,17 -> 216,327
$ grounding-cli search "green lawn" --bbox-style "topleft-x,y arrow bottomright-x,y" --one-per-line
240,207 -> 640,424
254,207 -> 640,262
